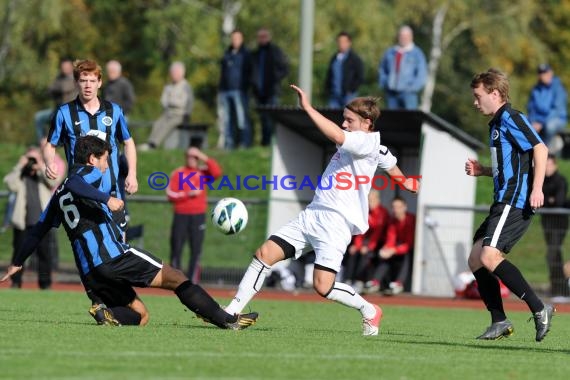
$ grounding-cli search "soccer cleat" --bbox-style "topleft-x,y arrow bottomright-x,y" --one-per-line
225,312 -> 259,330
476,320 -> 514,340
362,304 -> 383,336
89,303 -> 121,326
530,304 -> 555,342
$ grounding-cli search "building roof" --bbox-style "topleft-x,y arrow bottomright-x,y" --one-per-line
265,106 -> 486,150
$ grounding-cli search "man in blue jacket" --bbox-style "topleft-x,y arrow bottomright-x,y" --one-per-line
378,25 -> 427,110
527,63 -> 568,150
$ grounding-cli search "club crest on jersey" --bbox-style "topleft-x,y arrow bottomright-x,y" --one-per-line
492,130 -> 499,140
102,116 -> 113,126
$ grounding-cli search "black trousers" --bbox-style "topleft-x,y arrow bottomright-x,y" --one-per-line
170,213 -> 206,282
372,254 -> 410,289
343,252 -> 375,283
542,216 -> 569,296
11,226 -> 54,289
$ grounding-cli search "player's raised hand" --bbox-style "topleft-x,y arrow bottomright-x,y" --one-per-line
465,158 -> 483,176
290,84 -> 311,111
107,197 -> 125,212
403,177 -> 420,193
0,265 -> 22,282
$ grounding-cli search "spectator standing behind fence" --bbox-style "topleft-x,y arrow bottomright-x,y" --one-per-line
103,60 -> 135,116
527,64 -> 568,151
3,147 -> 60,289
219,30 -> 252,149
166,147 -> 222,283
251,27 -> 289,146
541,154 -> 570,298
325,31 -> 364,108
139,62 -> 194,151
343,191 -> 389,292
366,196 -> 415,295
34,58 -> 78,143
378,25 -> 427,110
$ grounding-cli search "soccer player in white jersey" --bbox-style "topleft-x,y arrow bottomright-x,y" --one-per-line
224,85 -> 418,336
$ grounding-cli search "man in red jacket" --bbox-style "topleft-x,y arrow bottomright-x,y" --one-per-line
343,191 -> 389,290
368,196 -> 415,295
167,147 -> 222,282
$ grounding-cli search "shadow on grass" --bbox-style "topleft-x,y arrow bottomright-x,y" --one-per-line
385,337 -> 570,354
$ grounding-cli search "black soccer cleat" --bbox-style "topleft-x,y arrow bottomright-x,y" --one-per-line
89,303 -> 121,326
531,304 -> 555,342
225,312 -> 259,330
476,320 -> 514,340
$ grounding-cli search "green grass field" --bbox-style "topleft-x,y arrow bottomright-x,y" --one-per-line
0,289 -> 569,380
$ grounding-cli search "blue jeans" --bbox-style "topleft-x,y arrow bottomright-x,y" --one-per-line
540,118 -> 566,147
257,95 -> 278,146
385,90 -> 419,110
219,90 -> 252,149
328,92 -> 357,108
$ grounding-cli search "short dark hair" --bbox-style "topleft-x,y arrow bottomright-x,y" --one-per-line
74,136 -> 111,165
392,195 -> 407,204
337,31 -> 352,40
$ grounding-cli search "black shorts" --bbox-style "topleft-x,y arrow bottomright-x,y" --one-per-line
84,248 -> 163,307
473,202 -> 533,253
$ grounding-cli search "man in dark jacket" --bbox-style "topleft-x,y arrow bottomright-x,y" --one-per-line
324,31 -> 364,108
103,60 -> 136,116
219,30 -> 252,149
541,154 -> 570,298
251,28 -> 289,146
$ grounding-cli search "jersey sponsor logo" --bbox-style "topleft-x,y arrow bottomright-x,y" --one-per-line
102,116 -> 113,126
74,120 -> 83,126
492,129 -> 500,140
119,221 -> 127,228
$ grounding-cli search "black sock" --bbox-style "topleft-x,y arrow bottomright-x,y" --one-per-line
85,288 -> 103,306
493,260 -> 544,313
473,268 -> 507,323
174,280 -> 236,328
110,306 -> 142,325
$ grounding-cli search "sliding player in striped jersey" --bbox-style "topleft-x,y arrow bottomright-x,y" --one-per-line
2,136 -> 257,330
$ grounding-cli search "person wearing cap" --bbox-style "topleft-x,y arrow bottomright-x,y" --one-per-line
166,146 -> 222,283
527,63 -> 568,150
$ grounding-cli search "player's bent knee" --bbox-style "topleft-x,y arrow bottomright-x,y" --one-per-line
255,240 -> 286,266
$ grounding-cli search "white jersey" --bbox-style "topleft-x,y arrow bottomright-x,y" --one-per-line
307,130 -> 397,235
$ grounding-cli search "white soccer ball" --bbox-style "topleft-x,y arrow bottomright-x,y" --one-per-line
211,197 -> 248,235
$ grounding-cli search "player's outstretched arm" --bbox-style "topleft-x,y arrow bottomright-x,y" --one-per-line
386,165 -> 420,193
290,84 -> 345,145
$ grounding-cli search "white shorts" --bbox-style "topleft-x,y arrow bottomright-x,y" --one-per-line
272,207 -> 352,273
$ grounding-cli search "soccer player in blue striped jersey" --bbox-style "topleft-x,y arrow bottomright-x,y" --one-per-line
42,59 -> 137,324
1,136 -> 257,330
466,68 -> 554,342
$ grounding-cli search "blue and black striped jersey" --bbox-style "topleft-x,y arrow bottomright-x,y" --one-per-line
47,97 -> 131,199
13,165 -> 127,276
488,103 -> 543,209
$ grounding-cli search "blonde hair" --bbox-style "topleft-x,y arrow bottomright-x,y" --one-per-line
470,68 -> 509,102
345,97 -> 381,131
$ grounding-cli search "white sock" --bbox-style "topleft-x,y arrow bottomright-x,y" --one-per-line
225,257 -> 271,315
303,263 -> 314,286
325,282 -> 376,319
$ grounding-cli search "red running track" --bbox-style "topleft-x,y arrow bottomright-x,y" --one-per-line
2,282 -> 569,313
